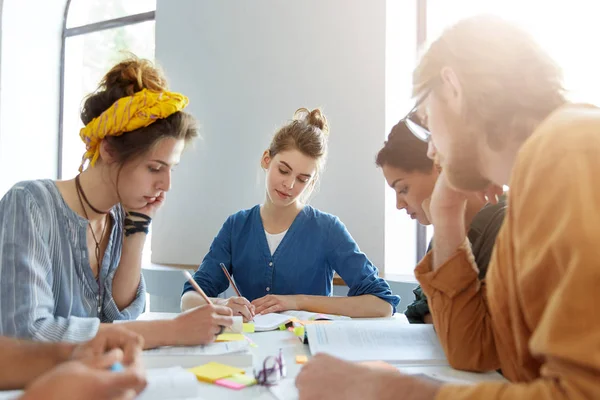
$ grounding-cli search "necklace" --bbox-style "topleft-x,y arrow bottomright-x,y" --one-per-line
75,175 -> 109,276
75,175 -> 109,215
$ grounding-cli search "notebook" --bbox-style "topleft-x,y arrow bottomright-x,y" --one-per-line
252,313 -> 295,331
306,321 -> 448,365
142,340 -> 253,368
281,310 -> 351,321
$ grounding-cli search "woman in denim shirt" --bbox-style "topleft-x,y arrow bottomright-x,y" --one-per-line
182,108 -> 400,320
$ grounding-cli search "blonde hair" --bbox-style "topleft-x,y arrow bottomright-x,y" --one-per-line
413,15 -> 566,149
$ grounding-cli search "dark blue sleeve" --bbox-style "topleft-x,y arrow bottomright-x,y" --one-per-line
182,216 -> 233,298
326,217 -> 400,313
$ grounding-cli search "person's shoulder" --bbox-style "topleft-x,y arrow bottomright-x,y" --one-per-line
469,198 -> 507,238
226,204 -> 260,226
302,205 -> 340,226
2,179 -> 57,205
526,103 -> 600,155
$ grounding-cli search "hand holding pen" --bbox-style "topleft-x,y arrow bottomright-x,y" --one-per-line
219,263 -> 256,322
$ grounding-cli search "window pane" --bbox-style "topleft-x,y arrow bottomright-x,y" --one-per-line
61,20 -> 155,179
384,0 -> 419,278
427,0 -> 600,105
67,0 -> 156,28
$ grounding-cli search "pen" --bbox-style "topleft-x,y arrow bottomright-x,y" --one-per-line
182,270 -> 213,305
220,263 -> 255,320
220,263 -> 243,297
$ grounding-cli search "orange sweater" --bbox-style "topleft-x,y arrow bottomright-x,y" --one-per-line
415,104 -> 600,399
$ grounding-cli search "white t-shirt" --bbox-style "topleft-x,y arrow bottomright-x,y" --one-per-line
265,229 -> 288,255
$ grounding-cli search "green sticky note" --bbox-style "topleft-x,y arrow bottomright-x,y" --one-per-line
279,323 -> 287,331
228,373 -> 257,386
293,326 -> 305,337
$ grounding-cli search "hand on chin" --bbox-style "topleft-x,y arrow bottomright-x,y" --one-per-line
125,192 -> 166,218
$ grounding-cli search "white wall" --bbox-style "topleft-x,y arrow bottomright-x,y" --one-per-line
152,0 -> 388,270
0,0 -> 66,196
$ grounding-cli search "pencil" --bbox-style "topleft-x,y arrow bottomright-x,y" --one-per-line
182,270 -> 213,305
219,263 -> 243,297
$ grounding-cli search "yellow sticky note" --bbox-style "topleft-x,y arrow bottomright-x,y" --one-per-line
243,323 -> 255,333
188,362 -> 245,383
215,333 -> 245,342
296,355 -> 308,364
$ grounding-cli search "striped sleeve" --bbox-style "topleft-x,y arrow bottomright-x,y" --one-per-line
102,272 -> 146,322
0,187 -> 100,342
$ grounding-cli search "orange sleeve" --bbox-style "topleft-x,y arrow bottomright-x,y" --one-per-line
422,121 -> 600,399
415,245 -> 500,372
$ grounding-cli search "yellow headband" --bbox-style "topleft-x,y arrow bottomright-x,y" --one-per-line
79,88 -> 189,172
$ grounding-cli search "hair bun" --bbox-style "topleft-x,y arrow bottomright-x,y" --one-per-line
81,55 -> 169,125
100,55 -> 168,96
293,107 -> 329,136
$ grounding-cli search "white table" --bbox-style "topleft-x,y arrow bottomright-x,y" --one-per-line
136,312 -> 409,399
135,312 -> 504,399
0,313 -> 506,400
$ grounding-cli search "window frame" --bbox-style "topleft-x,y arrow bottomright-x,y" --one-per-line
57,0 -> 156,179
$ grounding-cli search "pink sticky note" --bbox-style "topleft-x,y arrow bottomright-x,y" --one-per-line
215,378 -> 246,390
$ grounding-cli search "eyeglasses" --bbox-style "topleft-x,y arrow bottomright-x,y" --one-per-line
402,89 -> 432,143
254,349 -> 286,386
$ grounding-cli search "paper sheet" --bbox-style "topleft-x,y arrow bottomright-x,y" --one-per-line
269,378 -> 299,400
307,321 -> 447,364
137,367 -> 201,400
0,391 -> 21,400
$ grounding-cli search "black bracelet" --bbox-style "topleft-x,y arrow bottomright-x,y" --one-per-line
124,212 -> 152,237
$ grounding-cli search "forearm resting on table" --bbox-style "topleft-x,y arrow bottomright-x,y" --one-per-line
0,337 -> 75,390
117,320 -> 182,349
297,294 -> 392,318
181,291 -> 222,311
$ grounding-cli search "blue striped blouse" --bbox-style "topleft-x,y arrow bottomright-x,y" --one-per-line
0,180 -> 145,342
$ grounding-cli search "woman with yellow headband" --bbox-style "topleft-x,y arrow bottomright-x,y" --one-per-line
0,57 -> 233,347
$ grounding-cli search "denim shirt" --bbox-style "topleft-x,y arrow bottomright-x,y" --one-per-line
183,205 -> 400,312
0,180 -> 145,342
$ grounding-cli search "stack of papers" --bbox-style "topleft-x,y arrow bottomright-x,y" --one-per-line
142,340 -> 253,368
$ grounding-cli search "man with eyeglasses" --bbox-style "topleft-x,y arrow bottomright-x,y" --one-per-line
297,14 -> 600,400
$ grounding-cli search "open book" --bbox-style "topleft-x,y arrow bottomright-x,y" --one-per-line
306,321 -> 448,365
253,311 -> 350,332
